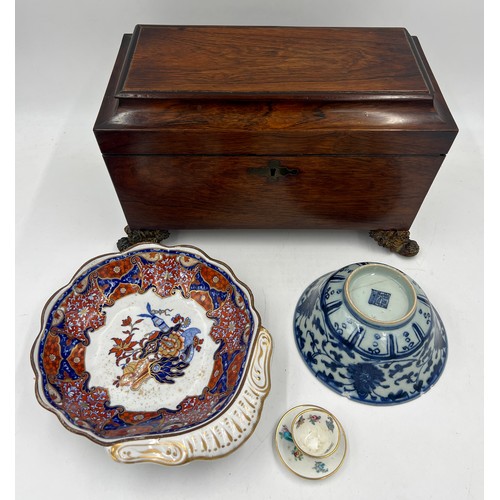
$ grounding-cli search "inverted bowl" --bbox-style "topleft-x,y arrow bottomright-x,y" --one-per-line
294,262 -> 447,405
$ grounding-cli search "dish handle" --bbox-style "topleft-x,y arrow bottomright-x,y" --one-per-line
107,326 -> 272,466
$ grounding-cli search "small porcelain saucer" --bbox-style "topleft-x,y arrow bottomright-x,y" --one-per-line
275,405 -> 347,480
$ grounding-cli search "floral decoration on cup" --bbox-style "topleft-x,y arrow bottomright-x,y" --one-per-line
291,407 -> 341,459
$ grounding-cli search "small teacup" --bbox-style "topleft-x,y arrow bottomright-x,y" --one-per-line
291,407 -> 341,458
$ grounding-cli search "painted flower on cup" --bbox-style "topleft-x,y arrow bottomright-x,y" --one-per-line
325,416 -> 335,432
295,415 -> 305,428
308,414 -> 321,425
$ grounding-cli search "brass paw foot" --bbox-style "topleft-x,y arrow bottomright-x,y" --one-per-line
117,226 -> 171,251
369,230 -> 420,257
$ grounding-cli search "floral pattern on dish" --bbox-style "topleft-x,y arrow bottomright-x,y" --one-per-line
33,246 -> 260,444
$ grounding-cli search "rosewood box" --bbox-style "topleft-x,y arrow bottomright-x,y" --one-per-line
94,25 -> 458,255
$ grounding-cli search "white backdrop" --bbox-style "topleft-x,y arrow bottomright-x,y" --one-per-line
16,1 -> 484,499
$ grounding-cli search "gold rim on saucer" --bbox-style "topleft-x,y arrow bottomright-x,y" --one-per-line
274,404 -> 347,480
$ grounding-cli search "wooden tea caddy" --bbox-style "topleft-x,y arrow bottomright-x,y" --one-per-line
94,25 -> 458,255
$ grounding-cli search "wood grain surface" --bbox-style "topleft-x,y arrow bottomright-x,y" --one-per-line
116,26 -> 432,101
104,155 -> 444,230
94,26 -> 458,232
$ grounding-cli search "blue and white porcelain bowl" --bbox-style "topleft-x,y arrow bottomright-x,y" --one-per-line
294,262 -> 448,405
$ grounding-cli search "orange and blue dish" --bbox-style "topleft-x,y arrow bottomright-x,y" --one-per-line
31,244 -> 272,465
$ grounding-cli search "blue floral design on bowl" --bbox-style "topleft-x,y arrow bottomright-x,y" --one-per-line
293,262 -> 448,405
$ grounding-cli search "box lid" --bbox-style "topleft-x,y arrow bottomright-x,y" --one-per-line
95,26 -> 458,156
115,25 -> 433,102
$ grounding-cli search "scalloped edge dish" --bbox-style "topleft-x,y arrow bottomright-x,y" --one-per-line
31,243 -> 272,465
